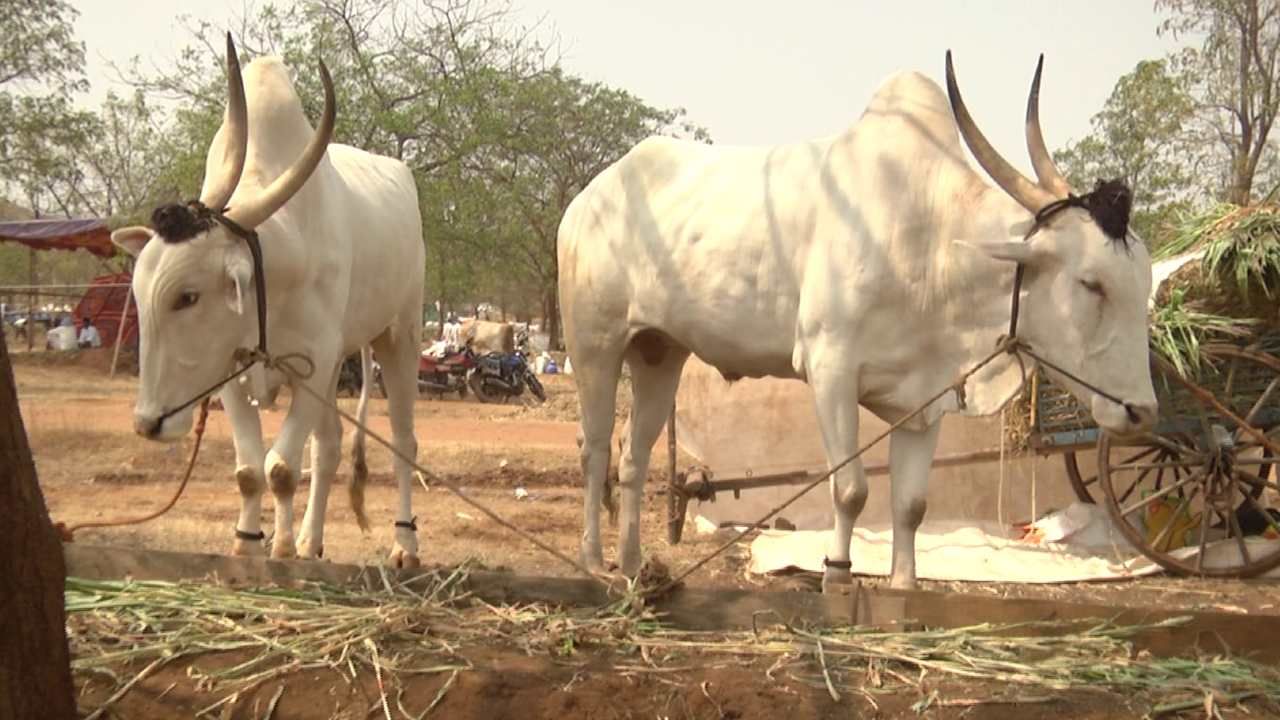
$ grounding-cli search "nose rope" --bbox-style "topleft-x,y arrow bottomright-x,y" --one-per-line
1005,192 -> 1144,425
1012,342 -> 1140,424
150,200 -> 283,431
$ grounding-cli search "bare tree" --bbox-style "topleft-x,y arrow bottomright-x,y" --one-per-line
1159,0 -> 1280,204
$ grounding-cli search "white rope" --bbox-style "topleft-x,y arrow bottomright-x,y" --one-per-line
998,407 -> 1007,535
1030,449 -> 1038,524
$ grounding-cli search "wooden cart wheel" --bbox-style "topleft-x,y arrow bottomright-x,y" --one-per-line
1064,447 -> 1166,505
1098,346 -> 1280,577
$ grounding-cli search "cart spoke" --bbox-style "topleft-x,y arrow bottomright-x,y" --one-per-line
1244,377 -> 1280,427
1112,459 -> 1204,472
1226,501 -> 1254,566
1232,468 -> 1280,494
1223,354 -> 1240,405
1140,433 -> 1206,461
1119,462 -> 1167,505
1150,484 -> 1199,553
1228,456 -> 1278,468
1196,492 -> 1212,574
1118,470 -> 1206,518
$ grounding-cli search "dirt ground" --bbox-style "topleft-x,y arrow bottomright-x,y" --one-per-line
12,349 -> 1280,718
71,648 -> 1138,720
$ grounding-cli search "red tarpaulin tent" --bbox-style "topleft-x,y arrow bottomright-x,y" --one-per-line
73,272 -> 138,348
0,218 -> 137,373
0,218 -> 116,257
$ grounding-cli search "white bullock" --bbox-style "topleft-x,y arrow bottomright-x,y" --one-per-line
111,36 -> 426,567
558,53 -> 1159,590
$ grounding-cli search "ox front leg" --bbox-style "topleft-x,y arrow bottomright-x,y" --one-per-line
887,421 -> 941,590
809,368 -> 866,595
220,383 -> 268,556
264,380 -> 328,560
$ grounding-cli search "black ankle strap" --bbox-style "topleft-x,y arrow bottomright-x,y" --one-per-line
394,517 -> 418,532
235,528 -> 266,541
823,557 -> 852,570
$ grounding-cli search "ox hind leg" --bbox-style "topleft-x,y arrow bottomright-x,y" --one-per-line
808,366 -> 868,594
221,382 -> 267,556
887,421 -> 941,590
371,320 -> 422,569
572,345 -> 625,574
296,364 -> 343,559
615,332 -> 690,576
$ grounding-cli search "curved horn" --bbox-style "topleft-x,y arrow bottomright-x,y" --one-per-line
1025,54 -> 1072,197
226,58 -> 336,229
200,33 -> 249,211
944,50 -> 1054,213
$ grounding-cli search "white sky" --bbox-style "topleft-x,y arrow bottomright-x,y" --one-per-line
70,1 -> 1193,177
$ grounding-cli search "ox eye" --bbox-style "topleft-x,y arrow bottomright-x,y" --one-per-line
173,291 -> 200,311
1080,279 -> 1105,298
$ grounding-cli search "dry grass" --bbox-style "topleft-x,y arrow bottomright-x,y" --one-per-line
67,570 -> 1280,719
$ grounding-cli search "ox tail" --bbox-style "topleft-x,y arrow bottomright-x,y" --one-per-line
349,346 -> 373,532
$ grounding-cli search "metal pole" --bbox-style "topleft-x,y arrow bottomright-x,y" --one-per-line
26,249 -> 35,352
666,400 -> 681,544
109,288 -> 133,379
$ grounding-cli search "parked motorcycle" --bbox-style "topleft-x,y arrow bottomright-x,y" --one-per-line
419,344 -> 476,399
467,350 -> 546,404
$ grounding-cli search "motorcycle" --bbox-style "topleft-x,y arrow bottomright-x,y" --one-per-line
337,351 -> 386,398
467,349 -> 546,404
418,343 -> 476,399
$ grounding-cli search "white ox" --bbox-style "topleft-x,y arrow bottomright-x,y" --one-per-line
111,37 -> 426,567
558,53 -> 1159,589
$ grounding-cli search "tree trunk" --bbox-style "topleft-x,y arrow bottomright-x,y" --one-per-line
0,330 -> 76,719
545,286 -> 563,351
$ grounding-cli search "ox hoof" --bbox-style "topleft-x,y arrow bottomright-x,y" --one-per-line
821,567 -> 853,595
889,575 -> 917,591
618,554 -> 643,579
232,538 -> 265,556
580,545 -> 607,574
271,536 -> 297,559
389,548 -> 421,569
296,537 -> 324,560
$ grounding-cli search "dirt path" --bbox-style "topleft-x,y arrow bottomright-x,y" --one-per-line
14,356 -> 1280,718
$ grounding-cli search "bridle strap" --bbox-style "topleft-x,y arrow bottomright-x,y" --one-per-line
1004,192 -> 1141,425
1007,193 -> 1087,340
153,201 -> 271,429
192,201 -> 268,356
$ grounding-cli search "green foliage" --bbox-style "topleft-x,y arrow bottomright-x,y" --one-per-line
121,1 -> 708,345
1158,203 -> 1280,299
1052,59 -> 1195,243
0,0 -> 709,331
1149,288 -> 1257,377
0,0 -> 85,93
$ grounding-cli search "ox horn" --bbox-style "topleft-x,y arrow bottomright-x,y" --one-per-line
944,50 -> 1055,213
226,58 -> 336,230
199,33 -> 249,212
1025,54 -> 1072,197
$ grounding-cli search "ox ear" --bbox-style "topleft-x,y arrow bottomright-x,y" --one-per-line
955,239 -> 1043,265
223,246 -> 253,315
111,226 -> 154,257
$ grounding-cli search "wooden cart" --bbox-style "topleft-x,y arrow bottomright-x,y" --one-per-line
665,340 -> 1280,578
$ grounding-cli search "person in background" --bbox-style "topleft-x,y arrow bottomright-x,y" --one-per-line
442,312 -> 461,349
77,316 -> 102,349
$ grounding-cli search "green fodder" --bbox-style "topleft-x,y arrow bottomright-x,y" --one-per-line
1149,289 -> 1258,378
